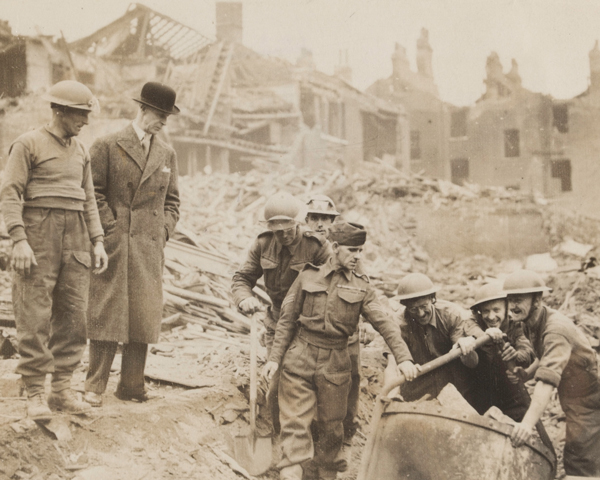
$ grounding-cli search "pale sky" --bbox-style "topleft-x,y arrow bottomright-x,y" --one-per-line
2,0 -> 600,106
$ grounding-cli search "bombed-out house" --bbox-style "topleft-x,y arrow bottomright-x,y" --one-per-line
0,2 -> 409,176
366,29 -> 449,179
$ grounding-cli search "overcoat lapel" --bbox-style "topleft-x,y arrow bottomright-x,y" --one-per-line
139,140 -> 167,186
116,125 -> 146,172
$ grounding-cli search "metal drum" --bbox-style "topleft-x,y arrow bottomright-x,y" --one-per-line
361,401 -> 556,480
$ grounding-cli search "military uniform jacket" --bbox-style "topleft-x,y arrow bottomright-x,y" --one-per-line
526,306 -> 600,400
231,226 -> 330,326
269,259 -> 413,366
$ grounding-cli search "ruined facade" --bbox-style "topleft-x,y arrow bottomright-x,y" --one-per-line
366,29 -> 449,178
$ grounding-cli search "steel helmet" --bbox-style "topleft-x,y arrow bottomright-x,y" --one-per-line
42,80 -> 97,111
471,282 -> 506,309
306,194 -> 340,216
397,273 -> 439,301
503,270 -> 552,295
264,192 -> 300,231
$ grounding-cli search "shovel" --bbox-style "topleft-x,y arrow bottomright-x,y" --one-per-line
357,334 -> 493,480
233,311 -> 272,476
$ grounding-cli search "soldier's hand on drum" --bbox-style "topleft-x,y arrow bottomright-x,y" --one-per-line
398,361 -> 420,381
511,421 -> 533,447
12,240 -> 37,275
262,361 -> 279,381
239,297 -> 261,314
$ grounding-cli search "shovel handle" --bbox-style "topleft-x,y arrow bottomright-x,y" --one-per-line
249,312 -> 259,431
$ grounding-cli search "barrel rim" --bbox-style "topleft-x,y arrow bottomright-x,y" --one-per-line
382,400 -> 556,469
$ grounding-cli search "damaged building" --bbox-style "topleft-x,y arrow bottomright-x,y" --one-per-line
366,29 -> 449,179
0,2 -> 408,176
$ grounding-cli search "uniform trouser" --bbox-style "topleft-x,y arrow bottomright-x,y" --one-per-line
343,339 -> 361,441
562,389 -> 600,476
278,336 -> 351,472
13,208 -> 91,396
85,340 -> 148,396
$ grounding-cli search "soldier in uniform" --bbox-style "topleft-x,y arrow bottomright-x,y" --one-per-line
385,273 -> 482,404
232,191 -> 330,432
305,194 -> 361,443
263,222 -> 418,480
469,282 -> 535,420
507,270 -> 600,477
0,81 -> 108,419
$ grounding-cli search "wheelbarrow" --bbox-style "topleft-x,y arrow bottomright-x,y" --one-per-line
357,334 -> 557,480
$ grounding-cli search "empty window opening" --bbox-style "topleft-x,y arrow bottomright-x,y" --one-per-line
504,129 -> 520,158
450,109 -> 468,137
451,158 -> 469,186
553,104 -> 569,133
410,130 -> 421,159
551,159 -> 572,192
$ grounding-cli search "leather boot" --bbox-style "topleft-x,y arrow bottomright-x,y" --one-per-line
27,394 -> 53,421
48,389 -> 91,414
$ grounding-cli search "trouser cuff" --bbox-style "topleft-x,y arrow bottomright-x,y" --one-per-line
22,375 -> 46,397
51,372 -> 72,393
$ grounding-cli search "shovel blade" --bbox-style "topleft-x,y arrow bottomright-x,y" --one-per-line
233,434 -> 272,476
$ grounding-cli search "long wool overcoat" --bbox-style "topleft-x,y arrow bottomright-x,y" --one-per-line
87,125 -> 179,344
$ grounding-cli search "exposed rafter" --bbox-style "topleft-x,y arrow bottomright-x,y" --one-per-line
69,3 -> 214,61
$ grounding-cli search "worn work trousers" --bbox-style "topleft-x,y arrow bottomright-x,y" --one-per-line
343,339 -> 361,441
278,336 -> 351,472
13,208 -> 91,395
85,340 -> 148,396
562,389 -> 600,476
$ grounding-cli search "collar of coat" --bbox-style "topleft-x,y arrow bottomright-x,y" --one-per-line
116,124 -> 169,179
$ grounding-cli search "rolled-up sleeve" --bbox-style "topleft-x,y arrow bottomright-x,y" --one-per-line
535,333 -> 571,387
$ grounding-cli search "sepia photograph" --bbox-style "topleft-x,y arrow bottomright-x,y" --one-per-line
0,1 -> 599,479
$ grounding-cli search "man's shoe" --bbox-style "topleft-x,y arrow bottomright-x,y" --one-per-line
48,389 -> 92,414
84,391 -> 103,407
280,465 -> 303,480
27,394 -> 53,421
114,389 -> 152,402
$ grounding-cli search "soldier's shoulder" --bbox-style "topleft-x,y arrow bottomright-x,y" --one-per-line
301,228 -> 326,246
435,299 -> 470,319
257,230 -> 274,240
302,262 -> 321,272
352,270 -> 370,284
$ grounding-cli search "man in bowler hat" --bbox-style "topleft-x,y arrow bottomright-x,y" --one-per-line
84,82 -> 180,405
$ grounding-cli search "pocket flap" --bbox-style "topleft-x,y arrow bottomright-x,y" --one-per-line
323,371 -> 350,386
337,288 -> 365,304
289,262 -> 306,272
260,256 -> 278,270
302,282 -> 327,294
73,251 -> 92,269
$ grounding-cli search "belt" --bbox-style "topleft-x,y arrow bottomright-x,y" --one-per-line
297,327 -> 348,350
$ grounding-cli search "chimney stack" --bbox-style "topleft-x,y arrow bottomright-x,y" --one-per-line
216,2 -> 243,44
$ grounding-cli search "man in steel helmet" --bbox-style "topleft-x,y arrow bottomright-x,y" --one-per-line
468,282 -> 535,420
232,191 -> 330,433
506,270 -> 600,476
0,80 -> 108,420
305,194 -> 339,236
263,223 -> 417,480
385,272 -> 482,404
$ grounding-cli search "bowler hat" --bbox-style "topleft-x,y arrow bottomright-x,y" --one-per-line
133,82 -> 180,115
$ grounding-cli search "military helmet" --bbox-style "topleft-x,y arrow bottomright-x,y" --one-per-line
42,80 -> 97,111
263,192 -> 299,231
306,194 -> 340,216
396,273 -> 439,301
503,269 -> 552,295
471,282 -> 506,309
